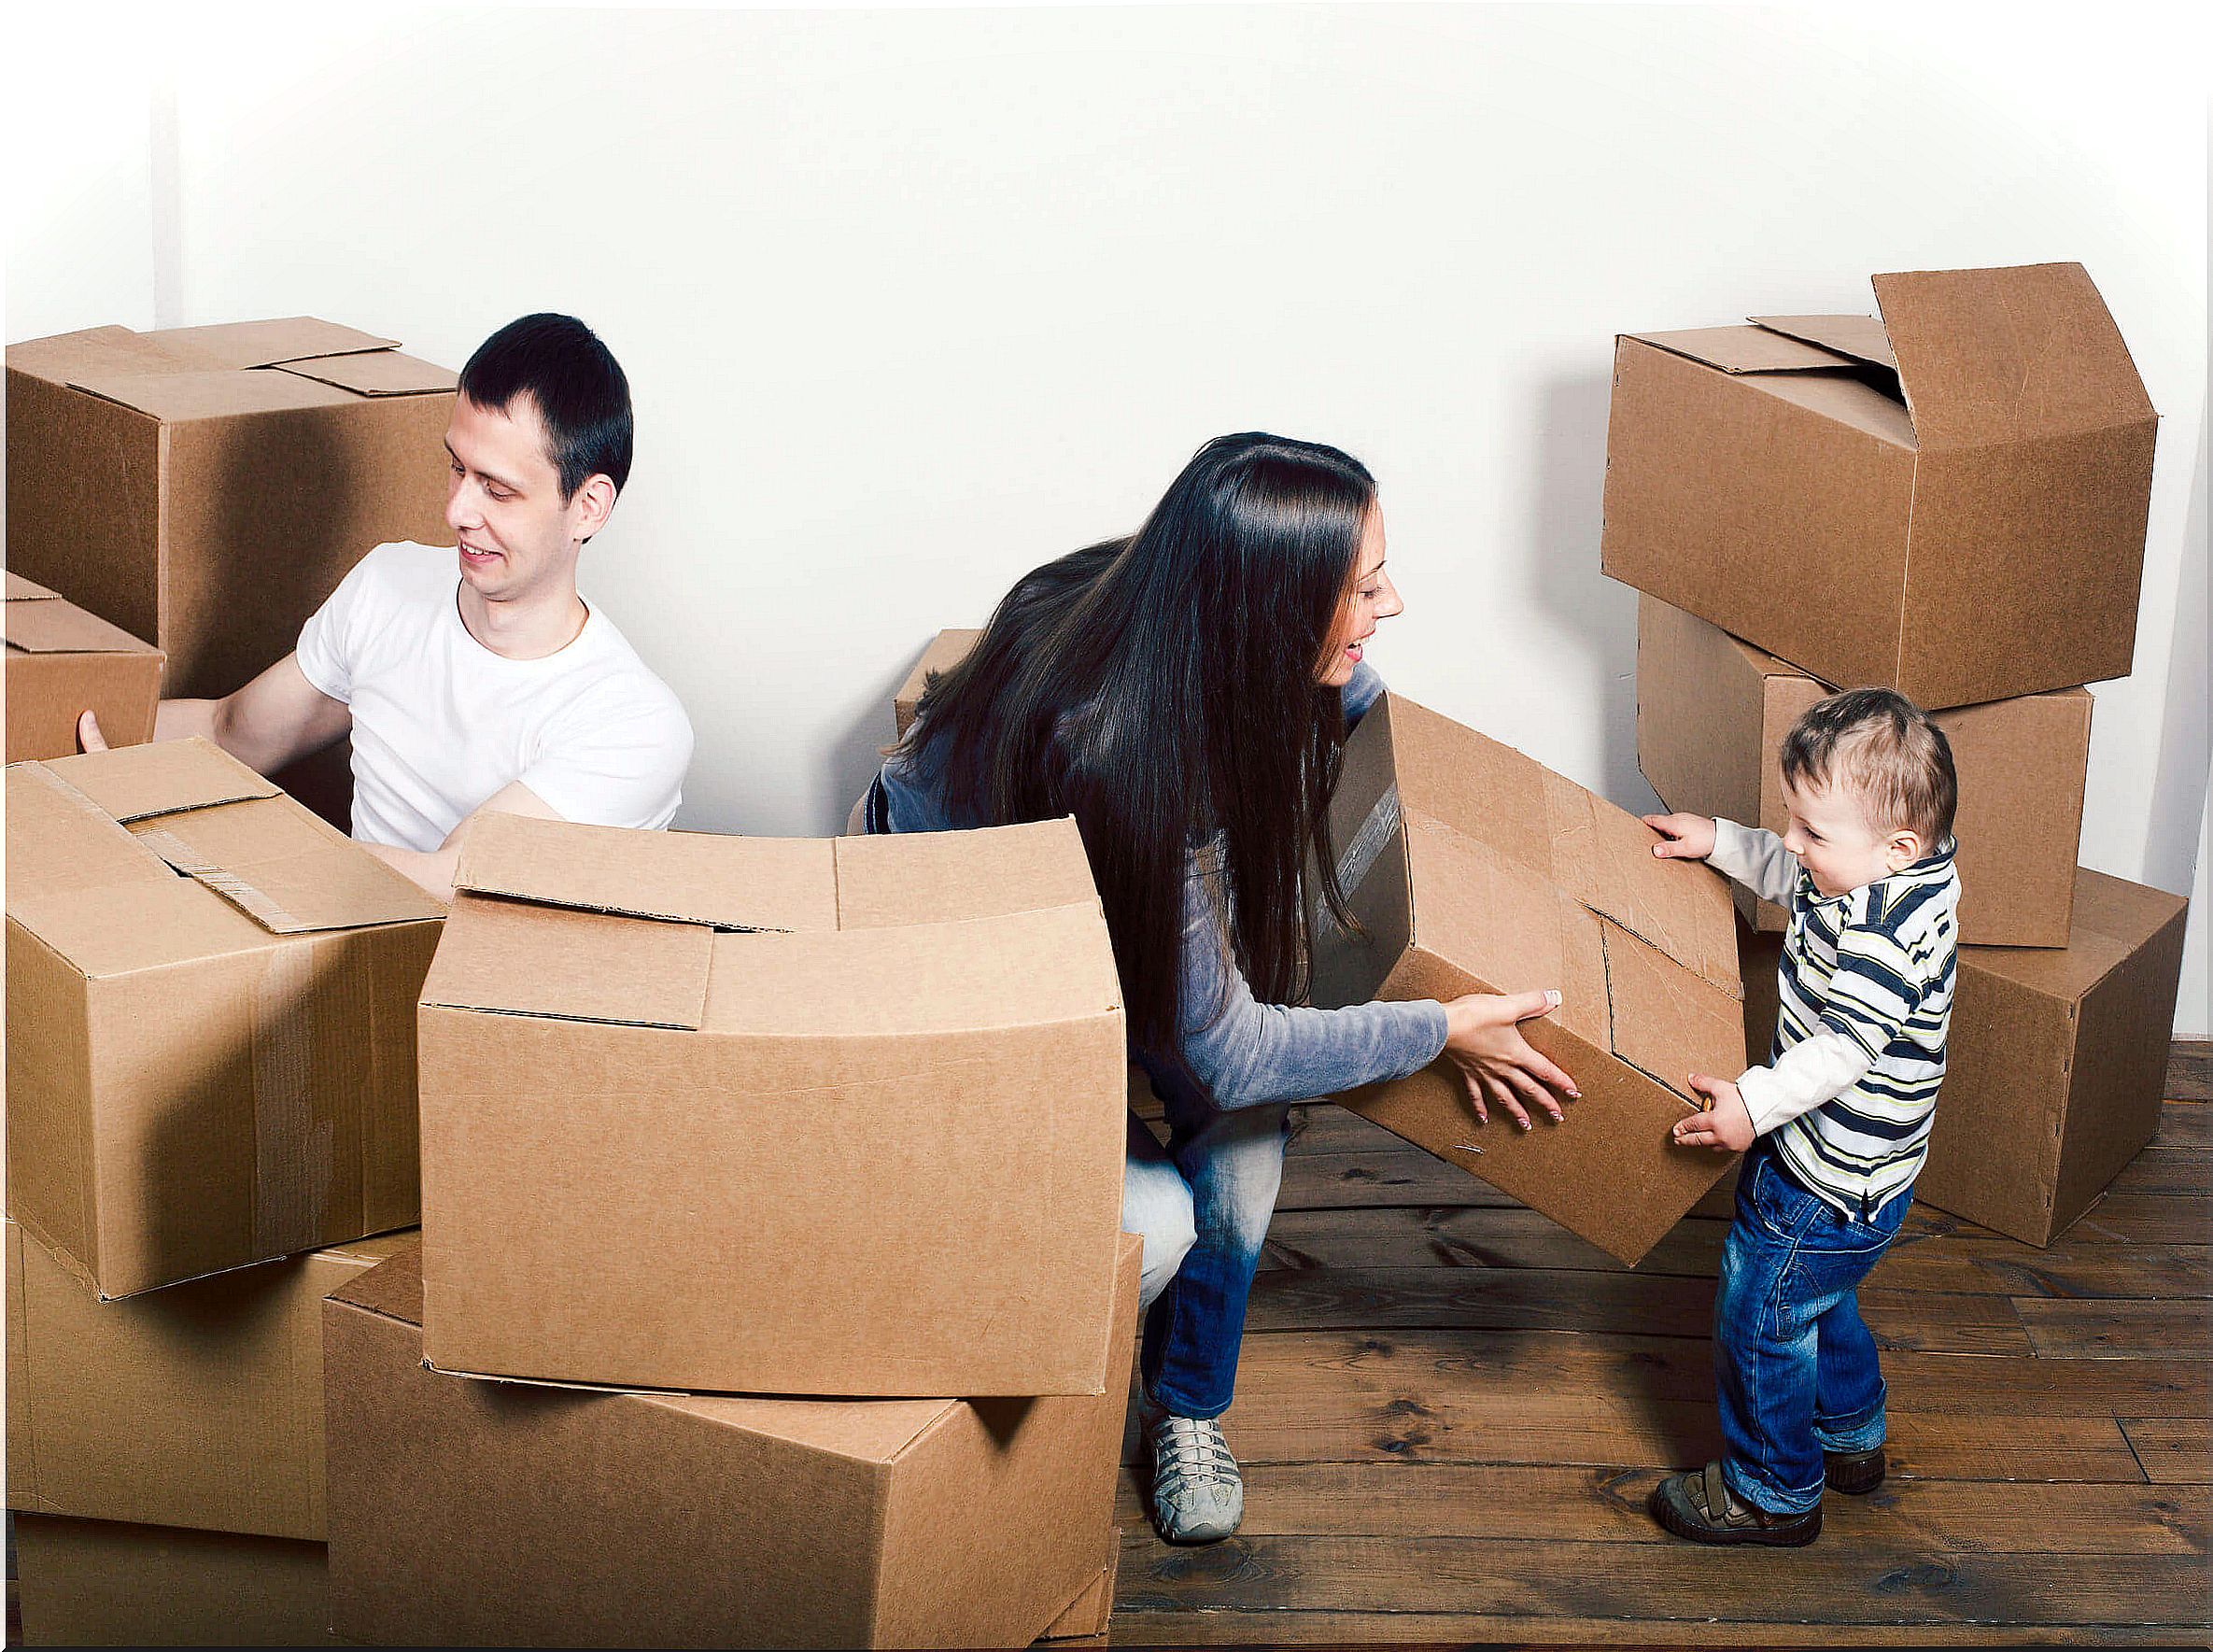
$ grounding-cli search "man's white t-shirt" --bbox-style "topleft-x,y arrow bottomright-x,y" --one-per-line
296,543 -> 694,852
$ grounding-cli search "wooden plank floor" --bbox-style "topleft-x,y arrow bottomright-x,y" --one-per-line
1109,1044 -> 2212,1647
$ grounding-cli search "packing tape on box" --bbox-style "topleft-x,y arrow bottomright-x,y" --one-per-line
1332,784 -> 1402,911
134,828 -> 310,933
250,943 -> 333,1255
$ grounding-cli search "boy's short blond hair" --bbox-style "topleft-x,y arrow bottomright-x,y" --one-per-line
1780,687 -> 1957,847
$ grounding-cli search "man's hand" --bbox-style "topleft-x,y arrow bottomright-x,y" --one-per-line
77,710 -> 110,753
1642,812 -> 1718,862
1673,1072 -> 1756,1152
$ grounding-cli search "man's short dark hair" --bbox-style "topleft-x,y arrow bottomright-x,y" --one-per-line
458,314 -> 633,500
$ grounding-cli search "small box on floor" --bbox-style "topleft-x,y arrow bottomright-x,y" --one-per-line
416,812 -> 1127,1398
1737,868 -> 2189,1246
1637,594 -> 2093,947
11,1514 -> 339,1648
1601,262 -> 2157,709
6,1218 -> 411,1541
4,573 -> 163,764
1309,691 -> 1745,1266
323,1236 -> 1141,1649
6,740 -> 443,1297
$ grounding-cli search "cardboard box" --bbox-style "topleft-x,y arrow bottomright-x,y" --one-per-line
417,812 -> 1126,1396
1035,1536 -> 1119,1646
7,318 -> 458,824
1308,692 -> 1745,1265
1600,262 -> 2158,709
895,628 -> 983,739
12,1514 -> 340,1648
1637,594 -> 2093,947
324,1235 -> 1141,1649
6,1217 -> 412,1540
1736,868 -> 2188,1245
6,739 -> 444,1298
4,572 -> 163,764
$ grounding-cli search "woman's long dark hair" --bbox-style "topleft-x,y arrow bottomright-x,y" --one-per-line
905,432 -> 1375,1057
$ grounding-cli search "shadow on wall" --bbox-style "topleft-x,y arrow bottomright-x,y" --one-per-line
2144,425 -> 2210,897
821,650 -> 919,833
1523,365 -> 1659,815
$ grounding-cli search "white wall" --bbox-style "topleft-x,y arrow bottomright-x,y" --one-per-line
9,2 -> 2209,1030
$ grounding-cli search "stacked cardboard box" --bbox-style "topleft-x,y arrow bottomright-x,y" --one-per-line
1605,261 -> 2189,1245
4,573 -> 163,764
6,318 -> 458,826
308,811 -> 1136,1645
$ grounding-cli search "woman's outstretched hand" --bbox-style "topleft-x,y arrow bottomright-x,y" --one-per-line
1441,990 -> 1581,1130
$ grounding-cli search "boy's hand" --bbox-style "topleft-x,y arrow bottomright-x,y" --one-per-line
1673,1072 -> 1755,1152
1643,812 -> 1717,862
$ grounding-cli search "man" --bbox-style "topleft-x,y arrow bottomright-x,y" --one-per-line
80,313 -> 693,900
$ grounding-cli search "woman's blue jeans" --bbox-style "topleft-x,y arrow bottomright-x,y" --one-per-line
1716,1141 -> 1911,1515
1122,1098 -> 1290,1420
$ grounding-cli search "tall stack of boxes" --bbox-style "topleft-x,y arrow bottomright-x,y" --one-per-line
1604,261 -> 2191,1247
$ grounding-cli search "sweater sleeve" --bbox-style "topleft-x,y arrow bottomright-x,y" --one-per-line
1708,817 -> 1803,907
1737,1032 -> 1877,1134
1174,853 -> 1449,1109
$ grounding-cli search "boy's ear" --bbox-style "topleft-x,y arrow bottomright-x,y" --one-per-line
1887,828 -> 1924,868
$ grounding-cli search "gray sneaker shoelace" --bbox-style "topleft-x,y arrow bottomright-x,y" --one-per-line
1151,1414 -> 1239,1499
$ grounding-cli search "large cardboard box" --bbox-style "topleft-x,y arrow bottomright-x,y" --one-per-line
7,317 -> 458,823
1036,1538 -> 1119,1646
417,812 -> 1126,1396
6,1218 -> 412,1540
1308,692 -> 1745,1265
324,1236 -> 1141,1649
1737,868 -> 2188,1246
1637,595 -> 2093,948
1600,262 -> 2158,709
4,573 -> 163,764
12,1514 -> 340,1648
895,627 -> 983,739
6,740 -> 444,1298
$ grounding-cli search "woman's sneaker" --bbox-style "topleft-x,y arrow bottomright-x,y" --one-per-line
1145,1410 -> 1245,1544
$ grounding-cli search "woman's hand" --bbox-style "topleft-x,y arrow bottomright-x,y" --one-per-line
1441,990 -> 1580,1130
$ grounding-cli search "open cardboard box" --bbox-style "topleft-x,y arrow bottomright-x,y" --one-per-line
7,1219 -> 413,1542
417,812 -> 1128,1397
4,572 -> 163,763
1637,594 -> 2092,947
1600,262 -> 2157,709
7,318 -> 459,825
325,1237 -> 1139,1649
1310,693 -> 1745,1265
6,739 -> 444,1297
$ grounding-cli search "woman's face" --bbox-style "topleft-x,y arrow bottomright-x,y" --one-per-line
1316,504 -> 1403,687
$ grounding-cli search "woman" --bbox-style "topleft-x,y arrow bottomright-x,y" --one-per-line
863,433 -> 1577,1543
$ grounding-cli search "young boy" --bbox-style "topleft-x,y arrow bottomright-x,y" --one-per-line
1642,686 -> 1960,1546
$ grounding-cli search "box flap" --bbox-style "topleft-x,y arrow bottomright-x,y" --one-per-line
130,794 -> 446,934
151,317 -> 400,370
423,894 -> 712,1029
59,367 -> 359,422
327,1236 -> 428,1323
5,761 -> 177,904
1870,263 -> 2156,449
5,587 -> 159,657
1749,313 -> 1897,370
5,324 -> 233,386
831,818 -> 1100,928
1542,771 -> 1741,995
454,812 -> 838,932
1600,920 -> 1747,1103
270,351 -> 458,398
35,739 -> 277,823
1623,326 -> 1858,375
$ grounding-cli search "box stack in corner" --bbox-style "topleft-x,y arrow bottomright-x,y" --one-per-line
1603,261 -> 2191,1247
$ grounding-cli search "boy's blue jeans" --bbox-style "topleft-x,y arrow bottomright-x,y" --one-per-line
1122,1098 -> 1290,1420
1716,1141 -> 1911,1516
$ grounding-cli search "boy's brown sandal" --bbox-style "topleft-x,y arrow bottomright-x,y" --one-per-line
1824,1445 -> 1886,1495
1649,1461 -> 1822,1546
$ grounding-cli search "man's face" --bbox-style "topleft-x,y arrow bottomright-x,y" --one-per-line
443,392 -> 595,604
